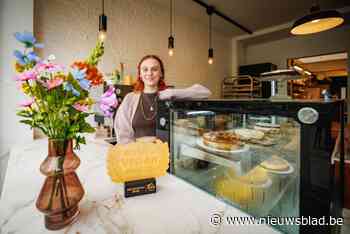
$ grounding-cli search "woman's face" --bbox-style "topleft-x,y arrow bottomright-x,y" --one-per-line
140,58 -> 162,88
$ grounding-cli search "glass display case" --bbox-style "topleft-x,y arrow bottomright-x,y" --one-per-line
156,99 -> 345,234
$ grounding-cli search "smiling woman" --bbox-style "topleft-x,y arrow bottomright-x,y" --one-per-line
114,54 -> 212,144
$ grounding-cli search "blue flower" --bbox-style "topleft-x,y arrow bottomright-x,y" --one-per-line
14,31 -> 44,48
71,68 -> 91,91
63,82 -> 80,96
14,50 -> 41,65
13,50 -> 26,65
27,51 -> 40,62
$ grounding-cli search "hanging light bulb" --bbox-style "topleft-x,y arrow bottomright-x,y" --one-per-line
168,35 -> 174,56
168,0 -> 175,56
208,48 -> 214,64
98,0 -> 107,42
291,5 -> 344,35
207,6 -> 214,65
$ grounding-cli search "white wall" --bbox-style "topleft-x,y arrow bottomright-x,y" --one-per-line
0,0 -> 34,156
34,0 -> 232,98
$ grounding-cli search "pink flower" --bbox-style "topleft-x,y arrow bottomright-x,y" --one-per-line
47,77 -> 63,90
35,62 -> 64,73
15,70 -> 37,81
73,103 -> 89,113
19,98 -> 34,107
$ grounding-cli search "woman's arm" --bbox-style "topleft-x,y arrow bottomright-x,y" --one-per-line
114,93 -> 135,144
158,84 -> 212,100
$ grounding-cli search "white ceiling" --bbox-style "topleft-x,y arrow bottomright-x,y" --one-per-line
152,0 -> 350,37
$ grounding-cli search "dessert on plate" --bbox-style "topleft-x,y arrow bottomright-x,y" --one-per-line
202,130 -> 242,150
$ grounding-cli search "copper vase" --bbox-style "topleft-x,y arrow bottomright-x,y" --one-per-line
36,139 -> 84,230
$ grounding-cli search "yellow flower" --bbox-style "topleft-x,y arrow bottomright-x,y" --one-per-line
15,62 -> 25,73
21,83 -> 31,94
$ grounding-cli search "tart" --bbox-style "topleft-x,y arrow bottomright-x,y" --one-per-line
202,131 -> 241,150
260,156 -> 290,171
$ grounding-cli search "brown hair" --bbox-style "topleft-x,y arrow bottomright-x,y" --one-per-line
134,55 -> 167,92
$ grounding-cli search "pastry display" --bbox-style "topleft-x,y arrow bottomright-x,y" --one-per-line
202,131 -> 242,150
260,155 -> 290,172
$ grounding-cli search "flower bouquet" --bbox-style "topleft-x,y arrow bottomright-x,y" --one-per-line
12,31 -> 116,230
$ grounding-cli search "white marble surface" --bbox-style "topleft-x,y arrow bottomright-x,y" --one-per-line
0,137 -> 279,234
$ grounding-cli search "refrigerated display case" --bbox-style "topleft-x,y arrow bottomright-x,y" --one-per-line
156,99 -> 345,234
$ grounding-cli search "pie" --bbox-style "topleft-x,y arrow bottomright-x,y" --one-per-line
202,131 -> 241,150
234,128 -> 264,140
260,156 -> 290,171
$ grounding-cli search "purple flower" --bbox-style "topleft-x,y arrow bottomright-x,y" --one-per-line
99,86 -> 118,117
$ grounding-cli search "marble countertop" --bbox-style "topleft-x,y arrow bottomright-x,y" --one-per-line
0,137 -> 279,234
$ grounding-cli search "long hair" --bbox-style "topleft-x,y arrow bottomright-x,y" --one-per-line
133,55 -> 167,92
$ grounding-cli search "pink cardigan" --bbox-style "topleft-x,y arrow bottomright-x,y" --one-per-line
114,84 -> 212,144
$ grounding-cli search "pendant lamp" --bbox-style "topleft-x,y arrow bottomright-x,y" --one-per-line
98,0 -> 107,41
207,6 -> 214,64
291,5 -> 344,35
168,0 -> 175,56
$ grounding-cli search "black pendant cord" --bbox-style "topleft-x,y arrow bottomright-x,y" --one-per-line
170,0 -> 173,36
102,0 -> 105,14
192,0 -> 252,34
209,13 -> 212,48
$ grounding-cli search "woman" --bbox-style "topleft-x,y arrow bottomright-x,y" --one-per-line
114,55 -> 211,144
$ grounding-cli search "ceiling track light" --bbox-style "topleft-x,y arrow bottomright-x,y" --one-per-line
291,5 -> 344,35
207,6 -> 214,65
192,0 -> 252,34
99,0 -> 107,42
168,0 -> 175,56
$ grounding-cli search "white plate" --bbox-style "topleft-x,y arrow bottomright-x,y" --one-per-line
259,162 -> 294,175
196,138 -> 249,154
255,122 -> 280,128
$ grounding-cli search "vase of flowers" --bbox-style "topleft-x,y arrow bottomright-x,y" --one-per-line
12,31 -> 115,229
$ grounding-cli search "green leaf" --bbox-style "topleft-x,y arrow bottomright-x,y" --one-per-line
20,119 -> 33,126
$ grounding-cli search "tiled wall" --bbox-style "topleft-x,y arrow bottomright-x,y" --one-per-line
34,0 -> 233,99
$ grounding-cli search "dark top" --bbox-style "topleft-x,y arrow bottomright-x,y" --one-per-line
132,92 -> 158,138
